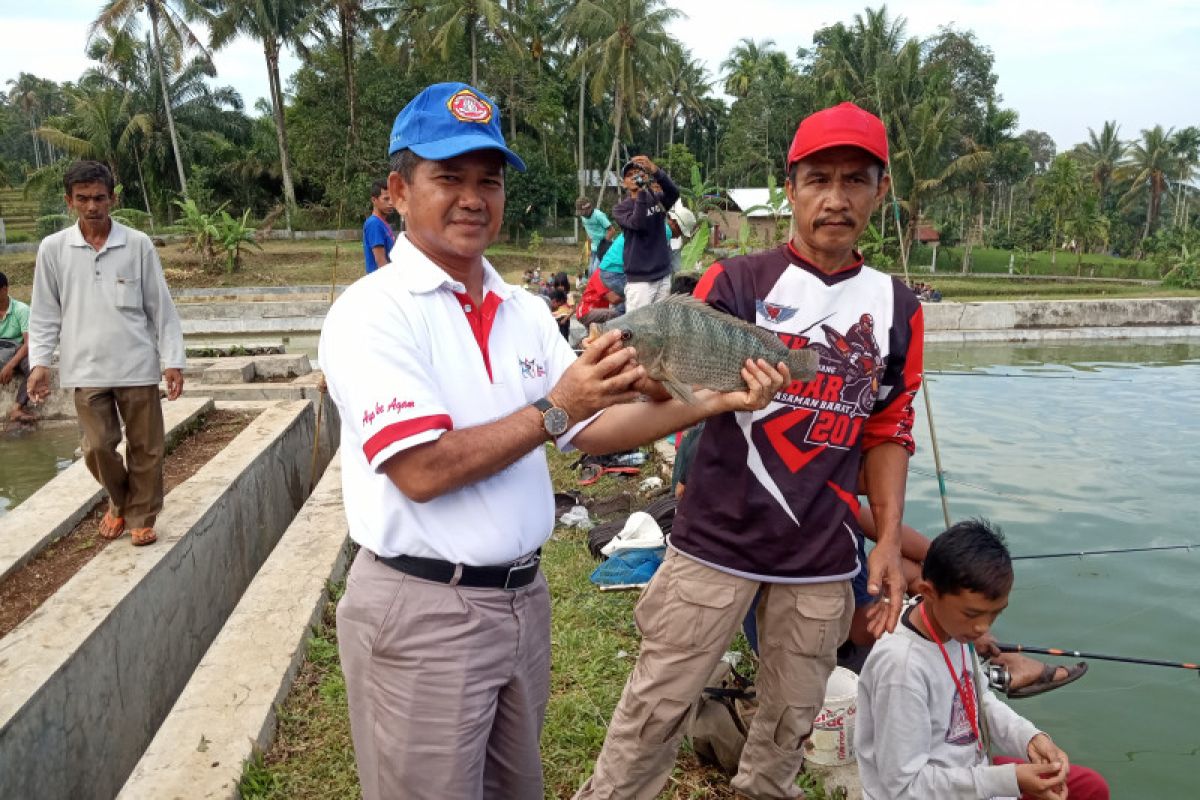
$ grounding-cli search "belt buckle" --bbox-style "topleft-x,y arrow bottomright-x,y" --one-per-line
503,558 -> 539,590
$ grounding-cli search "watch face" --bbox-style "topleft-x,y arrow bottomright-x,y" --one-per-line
544,406 -> 570,436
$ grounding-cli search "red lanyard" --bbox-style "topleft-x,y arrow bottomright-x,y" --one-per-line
918,600 -> 983,752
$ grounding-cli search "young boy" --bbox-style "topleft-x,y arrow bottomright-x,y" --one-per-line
856,519 -> 1109,799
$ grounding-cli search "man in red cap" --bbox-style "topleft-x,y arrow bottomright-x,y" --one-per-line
575,102 -> 924,799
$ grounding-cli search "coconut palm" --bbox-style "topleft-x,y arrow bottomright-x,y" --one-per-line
565,0 -> 680,205
420,0 -> 509,87
1037,154 -> 1083,265
657,45 -> 710,152
92,0 -> 209,197
1122,125 -> 1177,242
1077,121 -> 1125,209
305,0 -> 394,145
721,39 -> 780,99
1169,126 -> 1200,229
1063,190 -> 1108,275
205,0 -> 308,225
6,74 -> 50,169
34,85 -> 151,192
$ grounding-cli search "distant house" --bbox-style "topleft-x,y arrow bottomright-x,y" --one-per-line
577,169 -> 621,192
917,224 -> 940,244
706,188 -> 792,246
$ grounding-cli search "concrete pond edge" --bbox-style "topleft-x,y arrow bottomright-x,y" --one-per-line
0,399 -> 339,800
119,453 -> 349,800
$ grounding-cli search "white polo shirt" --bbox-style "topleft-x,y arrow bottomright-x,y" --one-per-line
319,234 -> 579,565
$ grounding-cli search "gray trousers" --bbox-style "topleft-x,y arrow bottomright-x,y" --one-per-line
337,548 -> 552,800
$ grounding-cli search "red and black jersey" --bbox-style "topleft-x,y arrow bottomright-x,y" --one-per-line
672,243 -> 924,582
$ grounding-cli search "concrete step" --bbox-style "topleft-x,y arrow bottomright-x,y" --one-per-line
119,454 -> 348,799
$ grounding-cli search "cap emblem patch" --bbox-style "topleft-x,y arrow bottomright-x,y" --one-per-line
447,89 -> 493,123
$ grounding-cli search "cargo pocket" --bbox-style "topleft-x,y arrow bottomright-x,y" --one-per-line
644,576 -> 737,651
114,275 -> 142,310
780,589 -> 847,657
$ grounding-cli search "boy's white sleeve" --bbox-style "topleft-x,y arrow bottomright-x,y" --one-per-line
865,680 -> 1022,799
982,688 -> 1042,758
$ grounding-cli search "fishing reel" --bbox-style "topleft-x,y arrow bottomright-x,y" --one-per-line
984,661 -> 1011,693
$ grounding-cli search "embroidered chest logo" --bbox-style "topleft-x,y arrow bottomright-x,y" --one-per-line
447,89 -> 493,123
519,358 -> 546,379
755,299 -> 799,323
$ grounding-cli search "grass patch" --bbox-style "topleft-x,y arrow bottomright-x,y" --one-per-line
243,445 -> 830,798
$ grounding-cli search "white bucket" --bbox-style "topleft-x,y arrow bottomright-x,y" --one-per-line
805,666 -> 859,766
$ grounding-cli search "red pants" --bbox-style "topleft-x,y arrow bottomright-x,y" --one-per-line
994,756 -> 1110,800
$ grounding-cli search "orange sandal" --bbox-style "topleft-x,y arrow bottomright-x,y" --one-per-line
130,528 -> 157,547
98,511 -> 126,541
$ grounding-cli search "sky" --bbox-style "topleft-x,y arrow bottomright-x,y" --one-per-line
3,0 -> 1198,152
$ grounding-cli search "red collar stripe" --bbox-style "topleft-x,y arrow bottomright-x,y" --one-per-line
453,291 -> 503,382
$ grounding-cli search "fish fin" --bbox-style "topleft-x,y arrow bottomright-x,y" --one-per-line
587,323 -> 603,344
786,348 -> 820,383
658,365 -> 698,405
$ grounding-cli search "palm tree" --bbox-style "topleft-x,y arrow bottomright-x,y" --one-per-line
721,38 -> 778,99
305,0 -> 393,145
1063,190 -> 1108,276
92,0 -> 209,197
6,74 -> 49,169
34,85 -> 151,192
1122,125 -> 1177,242
1077,121 -> 1124,209
205,0 -> 307,226
658,45 -> 710,152
1037,154 -> 1083,266
565,0 -> 680,205
1169,126 -> 1200,229
420,0 -> 509,87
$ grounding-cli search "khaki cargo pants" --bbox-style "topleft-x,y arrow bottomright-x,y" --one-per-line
576,548 -> 853,800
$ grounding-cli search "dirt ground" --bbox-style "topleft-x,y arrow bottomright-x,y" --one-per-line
0,410 -> 256,637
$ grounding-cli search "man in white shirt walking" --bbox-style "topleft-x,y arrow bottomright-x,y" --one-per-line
27,160 -> 186,547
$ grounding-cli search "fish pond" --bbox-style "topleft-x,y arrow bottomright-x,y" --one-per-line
906,337 -> 1200,798
0,423 -> 79,517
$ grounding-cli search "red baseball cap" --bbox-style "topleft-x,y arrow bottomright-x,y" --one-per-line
787,102 -> 889,168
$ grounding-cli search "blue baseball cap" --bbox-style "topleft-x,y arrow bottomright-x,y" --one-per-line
388,82 -> 526,172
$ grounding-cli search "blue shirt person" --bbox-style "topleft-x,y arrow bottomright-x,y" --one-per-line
576,197 -> 611,272
363,179 -> 396,274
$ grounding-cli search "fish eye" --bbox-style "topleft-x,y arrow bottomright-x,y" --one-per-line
621,330 -> 632,341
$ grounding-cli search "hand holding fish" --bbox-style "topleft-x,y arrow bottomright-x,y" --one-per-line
547,329 -> 646,423
700,358 -> 791,414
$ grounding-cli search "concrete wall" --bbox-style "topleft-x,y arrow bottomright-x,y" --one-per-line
176,300 -> 330,335
921,297 -> 1200,331
119,455 -> 350,800
0,400 -> 339,800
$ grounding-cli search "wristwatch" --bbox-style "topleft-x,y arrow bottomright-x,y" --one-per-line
532,397 -> 570,437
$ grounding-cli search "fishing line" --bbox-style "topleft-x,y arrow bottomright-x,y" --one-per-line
1013,543 -> 1199,560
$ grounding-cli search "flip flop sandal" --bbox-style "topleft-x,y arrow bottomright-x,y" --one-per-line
577,466 -> 641,487
98,511 -> 126,541
130,527 -> 158,547
1006,661 -> 1088,699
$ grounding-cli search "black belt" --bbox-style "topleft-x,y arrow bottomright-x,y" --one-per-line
376,550 -> 541,590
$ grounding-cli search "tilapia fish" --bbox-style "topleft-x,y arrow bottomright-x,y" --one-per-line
593,295 -> 819,404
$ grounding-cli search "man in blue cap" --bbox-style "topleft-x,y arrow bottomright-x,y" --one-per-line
319,82 -> 791,800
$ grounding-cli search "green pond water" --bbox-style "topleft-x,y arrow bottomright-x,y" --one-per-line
4,336 -> 1198,794
907,337 -> 1200,798
0,423 -> 80,516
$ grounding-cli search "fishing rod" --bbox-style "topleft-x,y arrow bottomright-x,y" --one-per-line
921,379 -> 952,530
926,370 -> 1133,382
1012,543 -> 1199,560
997,642 -> 1200,672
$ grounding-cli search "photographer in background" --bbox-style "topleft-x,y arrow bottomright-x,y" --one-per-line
612,155 -> 679,311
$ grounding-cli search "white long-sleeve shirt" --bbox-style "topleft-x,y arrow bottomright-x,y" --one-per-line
29,221 -> 185,387
856,614 -> 1041,799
